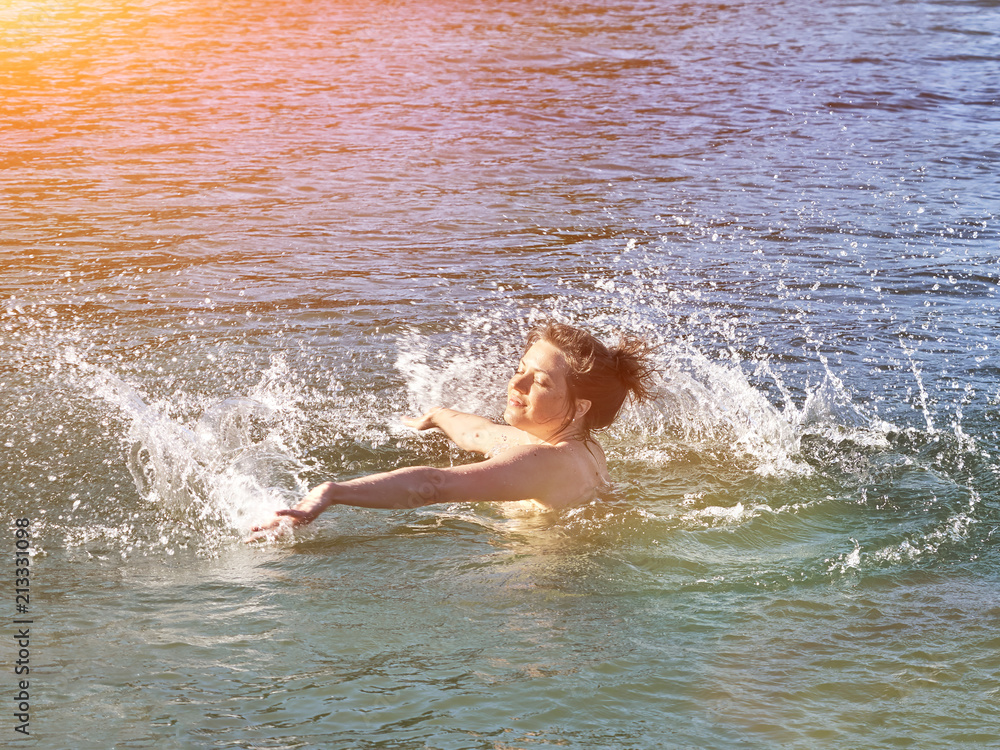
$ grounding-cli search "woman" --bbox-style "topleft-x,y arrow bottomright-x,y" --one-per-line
247,322 -> 656,542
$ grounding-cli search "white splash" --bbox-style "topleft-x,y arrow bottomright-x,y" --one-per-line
73,352 -> 308,538
394,326 -> 892,480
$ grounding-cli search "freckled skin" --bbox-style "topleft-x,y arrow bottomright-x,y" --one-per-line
247,341 -> 609,542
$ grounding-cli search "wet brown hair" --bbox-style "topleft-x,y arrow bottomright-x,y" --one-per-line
525,321 -> 658,437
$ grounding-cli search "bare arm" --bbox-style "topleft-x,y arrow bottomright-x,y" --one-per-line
245,444 -> 594,542
401,407 -> 521,455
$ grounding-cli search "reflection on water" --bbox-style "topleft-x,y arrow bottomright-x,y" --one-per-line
2,0 -> 999,747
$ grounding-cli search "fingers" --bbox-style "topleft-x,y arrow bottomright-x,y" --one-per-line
244,527 -> 282,543
402,407 -> 442,431
245,515 -> 294,543
245,506 -> 320,543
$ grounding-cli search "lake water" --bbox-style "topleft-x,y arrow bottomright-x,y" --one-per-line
2,0 -> 999,747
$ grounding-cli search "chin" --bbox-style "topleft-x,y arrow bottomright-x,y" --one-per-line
503,407 -> 525,427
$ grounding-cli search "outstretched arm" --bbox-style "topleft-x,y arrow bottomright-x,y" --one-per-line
402,407 -> 521,455
245,443 -> 593,542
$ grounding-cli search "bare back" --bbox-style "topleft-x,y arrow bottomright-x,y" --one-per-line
481,434 -> 610,509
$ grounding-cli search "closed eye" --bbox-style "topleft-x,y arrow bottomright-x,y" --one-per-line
513,360 -> 553,388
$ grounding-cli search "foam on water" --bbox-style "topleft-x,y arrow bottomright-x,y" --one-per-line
826,486 -> 984,575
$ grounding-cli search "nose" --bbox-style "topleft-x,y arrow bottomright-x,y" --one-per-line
510,371 -> 530,393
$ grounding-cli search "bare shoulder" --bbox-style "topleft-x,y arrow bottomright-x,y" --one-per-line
481,440 -> 609,509
560,438 -> 610,489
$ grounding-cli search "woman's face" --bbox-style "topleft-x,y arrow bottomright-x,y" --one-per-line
504,340 -> 575,439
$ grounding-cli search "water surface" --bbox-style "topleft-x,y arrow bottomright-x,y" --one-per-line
2,0 -> 999,747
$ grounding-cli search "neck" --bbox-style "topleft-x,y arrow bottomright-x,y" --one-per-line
533,420 -> 585,445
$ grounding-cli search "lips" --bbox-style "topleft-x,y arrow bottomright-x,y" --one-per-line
507,394 -> 526,408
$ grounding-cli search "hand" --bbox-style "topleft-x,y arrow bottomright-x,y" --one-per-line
244,482 -> 333,543
243,513 -> 302,543
401,407 -> 444,431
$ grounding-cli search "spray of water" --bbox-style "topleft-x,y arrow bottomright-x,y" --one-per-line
66,350 -> 309,549
395,320 -> 890,479
20,290 -> 983,580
